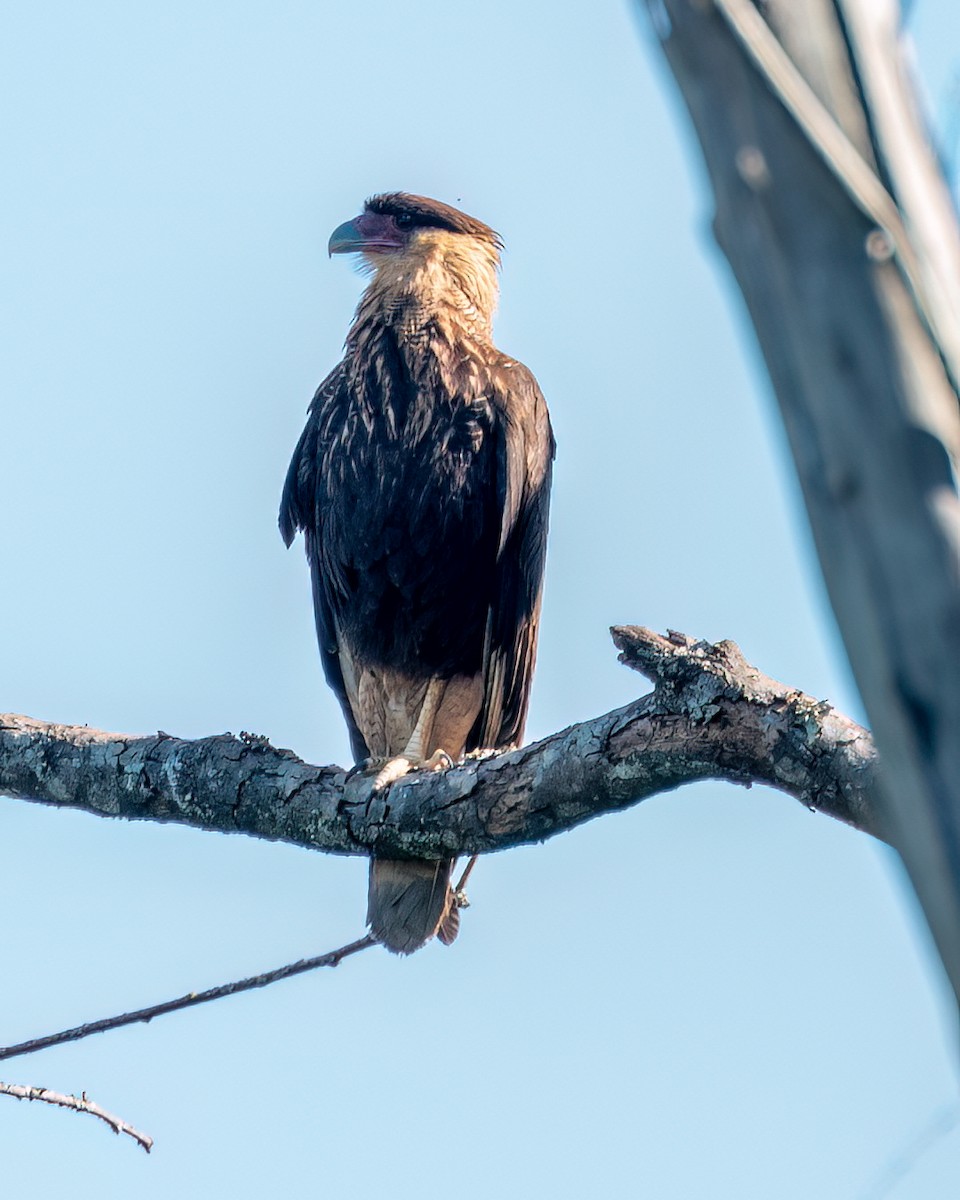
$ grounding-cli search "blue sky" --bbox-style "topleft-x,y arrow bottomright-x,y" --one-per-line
1,2 -> 958,1196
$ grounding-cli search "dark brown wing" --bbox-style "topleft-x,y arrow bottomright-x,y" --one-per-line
279,363 -> 370,762
469,360 -> 554,751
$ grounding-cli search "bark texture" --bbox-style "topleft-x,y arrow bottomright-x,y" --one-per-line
644,0 -> 960,1003
0,629 -> 881,857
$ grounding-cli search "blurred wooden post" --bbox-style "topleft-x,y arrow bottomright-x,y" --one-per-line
643,0 -> 960,1006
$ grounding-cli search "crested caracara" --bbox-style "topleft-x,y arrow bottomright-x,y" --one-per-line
280,193 -> 553,954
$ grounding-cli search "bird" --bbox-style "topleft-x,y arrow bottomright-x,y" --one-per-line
280,193 -> 553,954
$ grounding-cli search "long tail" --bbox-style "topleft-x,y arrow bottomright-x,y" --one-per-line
367,859 -> 459,955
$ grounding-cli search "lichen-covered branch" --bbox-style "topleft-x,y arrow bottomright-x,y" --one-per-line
0,628 -> 882,855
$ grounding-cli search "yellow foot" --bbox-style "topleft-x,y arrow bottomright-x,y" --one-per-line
462,746 -> 501,762
371,749 -> 454,792
372,756 -> 412,791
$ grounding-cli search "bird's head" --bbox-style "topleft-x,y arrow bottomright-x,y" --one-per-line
329,193 -> 502,260
330,193 -> 503,330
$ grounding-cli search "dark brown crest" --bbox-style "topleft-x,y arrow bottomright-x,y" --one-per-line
364,192 -> 504,249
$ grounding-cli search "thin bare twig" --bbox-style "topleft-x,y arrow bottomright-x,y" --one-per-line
0,934 -> 376,1064
0,1080 -> 153,1152
857,1102 -> 960,1200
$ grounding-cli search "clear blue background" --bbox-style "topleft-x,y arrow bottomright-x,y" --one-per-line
1,2 -> 958,1196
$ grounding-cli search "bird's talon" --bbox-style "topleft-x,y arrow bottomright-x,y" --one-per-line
372,756 -> 413,791
453,889 -> 470,910
463,746 -> 499,762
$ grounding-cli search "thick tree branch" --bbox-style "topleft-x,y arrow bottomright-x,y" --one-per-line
0,629 -> 882,853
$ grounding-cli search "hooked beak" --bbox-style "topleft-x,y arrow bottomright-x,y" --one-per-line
328,212 -> 406,256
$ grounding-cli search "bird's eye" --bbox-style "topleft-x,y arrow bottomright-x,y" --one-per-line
395,213 -> 414,229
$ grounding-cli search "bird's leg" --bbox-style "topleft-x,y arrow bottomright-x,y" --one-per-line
452,854 -> 479,910
434,854 -> 479,946
400,678 -> 447,765
372,680 -> 453,791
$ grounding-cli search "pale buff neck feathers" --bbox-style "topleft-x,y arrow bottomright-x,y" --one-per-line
351,228 -> 501,346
